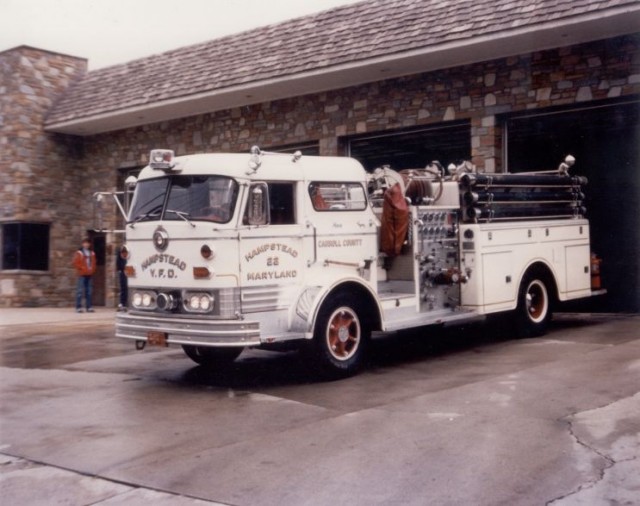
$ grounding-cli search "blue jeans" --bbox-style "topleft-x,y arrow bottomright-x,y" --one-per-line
76,276 -> 93,309
118,271 -> 128,306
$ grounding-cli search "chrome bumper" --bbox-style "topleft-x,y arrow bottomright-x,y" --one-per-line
116,312 -> 260,347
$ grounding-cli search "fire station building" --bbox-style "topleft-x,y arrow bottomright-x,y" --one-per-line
1,0 -> 639,311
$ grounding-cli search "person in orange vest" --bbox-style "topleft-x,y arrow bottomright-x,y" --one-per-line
72,238 -> 97,313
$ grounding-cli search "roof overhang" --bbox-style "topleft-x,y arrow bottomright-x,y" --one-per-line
45,5 -> 640,136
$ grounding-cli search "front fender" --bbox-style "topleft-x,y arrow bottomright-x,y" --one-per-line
288,277 -> 382,338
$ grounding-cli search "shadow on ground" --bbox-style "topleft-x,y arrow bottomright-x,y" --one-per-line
180,315 -> 606,389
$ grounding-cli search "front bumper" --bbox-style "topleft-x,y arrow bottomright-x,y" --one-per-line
116,312 -> 260,347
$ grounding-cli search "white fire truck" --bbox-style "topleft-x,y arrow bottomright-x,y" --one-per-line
115,147 -> 604,377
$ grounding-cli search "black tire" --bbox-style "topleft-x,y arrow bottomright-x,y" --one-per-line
515,269 -> 553,338
305,293 -> 370,378
182,345 -> 243,367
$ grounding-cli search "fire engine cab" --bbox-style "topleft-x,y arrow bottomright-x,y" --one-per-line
116,147 -> 604,377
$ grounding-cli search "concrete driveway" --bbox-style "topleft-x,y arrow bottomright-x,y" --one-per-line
0,309 -> 638,505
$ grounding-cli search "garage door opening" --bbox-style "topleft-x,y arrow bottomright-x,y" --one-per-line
346,122 -> 471,172
505,99 -> 640,312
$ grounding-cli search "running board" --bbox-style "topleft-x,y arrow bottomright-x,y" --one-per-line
379,308 -> 484,334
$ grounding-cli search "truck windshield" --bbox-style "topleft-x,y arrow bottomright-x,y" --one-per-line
129,175 -> 239,224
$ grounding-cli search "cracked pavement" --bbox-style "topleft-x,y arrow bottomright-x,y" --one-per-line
550,393 -> 640,505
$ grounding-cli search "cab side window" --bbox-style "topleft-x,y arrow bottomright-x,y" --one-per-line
308,182 -> 367,211
269,183 -> 296,225
242,182 -> 296,225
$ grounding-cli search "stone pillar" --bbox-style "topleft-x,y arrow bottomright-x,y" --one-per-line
0,46 -> 87,307
319,137 -> 339,156
471,115 -> 503,173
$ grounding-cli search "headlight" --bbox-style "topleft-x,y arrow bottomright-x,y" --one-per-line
131,290 -> 157,310
200,296 -> 211,311
184,292 -> 214,313
189,295 -> 201,310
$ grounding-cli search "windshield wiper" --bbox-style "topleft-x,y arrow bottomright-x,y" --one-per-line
128,205 -> 162,227
166,209 -> 196,227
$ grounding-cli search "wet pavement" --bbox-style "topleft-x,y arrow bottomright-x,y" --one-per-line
0,309 -> 639,505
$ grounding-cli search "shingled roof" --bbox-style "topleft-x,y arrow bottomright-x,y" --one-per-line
44,0 -> 640,135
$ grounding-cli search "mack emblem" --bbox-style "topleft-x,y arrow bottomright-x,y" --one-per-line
153,227 -> 169,251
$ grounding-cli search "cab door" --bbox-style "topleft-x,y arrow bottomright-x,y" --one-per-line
238,181 -> 306,314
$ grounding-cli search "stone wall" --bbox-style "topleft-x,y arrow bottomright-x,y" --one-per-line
0,46 -> 87,307
85,35 -> 640,167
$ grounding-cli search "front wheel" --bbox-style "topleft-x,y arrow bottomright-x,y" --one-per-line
515,271 -> 552,338
305,294 -> 370,378
182,345 -> 243,367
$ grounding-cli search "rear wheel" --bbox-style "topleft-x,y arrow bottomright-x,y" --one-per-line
515,270 -> 552,337
182,345 -> 243,367
305,294 -> 370,378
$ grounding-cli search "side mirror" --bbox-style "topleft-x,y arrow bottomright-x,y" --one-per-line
124,175 -> 138,215
247,182 -> 270,225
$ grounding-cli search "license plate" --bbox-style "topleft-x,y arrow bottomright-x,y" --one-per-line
147,331 -> 168,347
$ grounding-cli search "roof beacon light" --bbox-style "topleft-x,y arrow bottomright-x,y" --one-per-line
247,145 -> 262,174
149,149 -> 175,170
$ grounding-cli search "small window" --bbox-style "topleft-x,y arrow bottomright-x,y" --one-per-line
1,222 -> 50,271
308,182 -> 367,211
